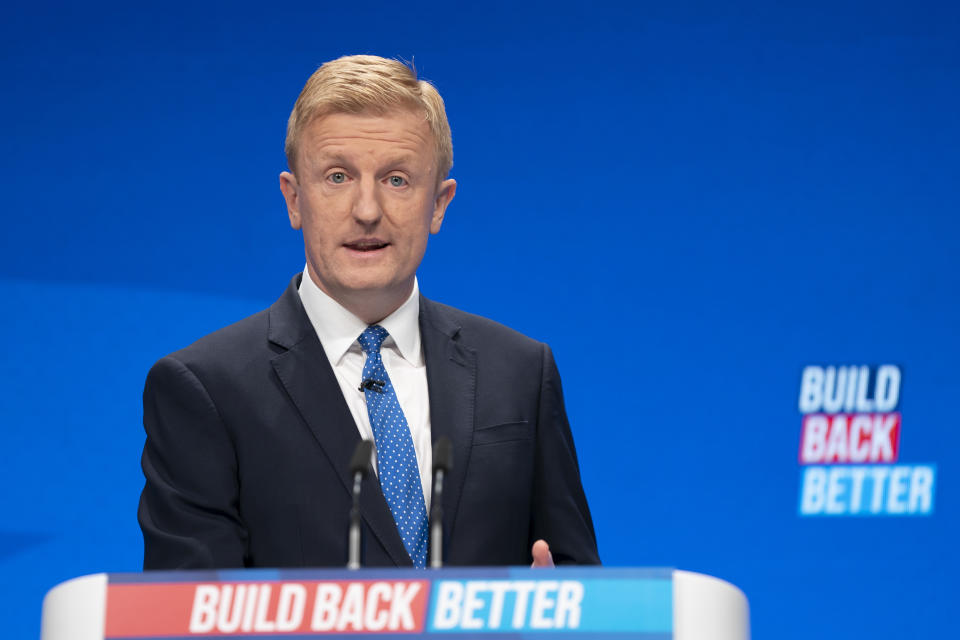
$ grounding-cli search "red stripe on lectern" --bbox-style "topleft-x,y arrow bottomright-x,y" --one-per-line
105,583 -> 198,636
103,580 -> 430,637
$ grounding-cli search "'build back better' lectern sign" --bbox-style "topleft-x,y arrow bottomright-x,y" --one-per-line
42,567 -> 750,639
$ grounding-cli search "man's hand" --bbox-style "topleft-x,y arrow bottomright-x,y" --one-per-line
530,539 -> 555,568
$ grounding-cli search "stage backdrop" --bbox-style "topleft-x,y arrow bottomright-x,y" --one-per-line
1,2 -> 957,638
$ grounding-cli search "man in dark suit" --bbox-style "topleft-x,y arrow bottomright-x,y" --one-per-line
138,55 -> 599,569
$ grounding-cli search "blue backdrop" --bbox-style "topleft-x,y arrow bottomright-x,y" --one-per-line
2,1 -> 958,638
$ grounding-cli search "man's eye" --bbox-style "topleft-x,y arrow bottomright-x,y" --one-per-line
388,175 -> 407,187
329,172 -> 347,184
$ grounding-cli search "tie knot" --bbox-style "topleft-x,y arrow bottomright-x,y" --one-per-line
358,325 -> 389,354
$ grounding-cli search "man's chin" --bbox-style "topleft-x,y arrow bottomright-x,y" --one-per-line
329,277 -> 416,303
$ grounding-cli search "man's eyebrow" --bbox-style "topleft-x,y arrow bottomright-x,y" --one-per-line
381,154 -> 420,168
314,153 -> 351,167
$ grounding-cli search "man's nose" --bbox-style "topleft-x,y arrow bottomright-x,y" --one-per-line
351,177 -> 383,226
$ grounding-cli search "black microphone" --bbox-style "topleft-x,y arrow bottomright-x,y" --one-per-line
347,439 -> 374,570
430,437 -> 453,568
357,379 -> 386,393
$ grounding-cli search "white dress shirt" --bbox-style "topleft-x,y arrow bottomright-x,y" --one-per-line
298,269 -> 432,508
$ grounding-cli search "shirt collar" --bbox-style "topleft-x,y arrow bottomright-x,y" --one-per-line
298,267 -> 422,366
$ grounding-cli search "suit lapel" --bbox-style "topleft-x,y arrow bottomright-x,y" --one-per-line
268,276 -> 412,567
420,297 -> 476,549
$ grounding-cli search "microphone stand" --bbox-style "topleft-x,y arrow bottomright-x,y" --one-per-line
347,440 -> 373,570
430,437 -> 453,569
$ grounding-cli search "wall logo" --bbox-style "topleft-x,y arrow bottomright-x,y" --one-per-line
797,365 -> 936,516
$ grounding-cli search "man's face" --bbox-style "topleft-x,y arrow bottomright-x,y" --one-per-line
279,109 -> 455,313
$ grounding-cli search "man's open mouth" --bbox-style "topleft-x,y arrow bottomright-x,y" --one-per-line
345,240 -> 389,252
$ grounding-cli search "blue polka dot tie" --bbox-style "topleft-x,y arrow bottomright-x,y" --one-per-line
358,325 -> 428,568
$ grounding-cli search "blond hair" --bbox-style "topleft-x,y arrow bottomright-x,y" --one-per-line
285,55 -> 453,179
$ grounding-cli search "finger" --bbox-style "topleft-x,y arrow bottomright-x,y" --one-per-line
530,539 -> 555,568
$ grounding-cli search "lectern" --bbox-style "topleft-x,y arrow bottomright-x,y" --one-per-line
42,567 -> 749,639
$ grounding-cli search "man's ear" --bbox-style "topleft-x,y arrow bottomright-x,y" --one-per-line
279,171 -> 302,230
430,178 -> 457,234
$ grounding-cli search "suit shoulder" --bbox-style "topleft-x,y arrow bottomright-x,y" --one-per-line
154,307 -> 272,375
424,299 -> 545,355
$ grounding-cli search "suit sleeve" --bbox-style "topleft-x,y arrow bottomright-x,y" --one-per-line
138,356 -> 248,569
530,344 -> 601,565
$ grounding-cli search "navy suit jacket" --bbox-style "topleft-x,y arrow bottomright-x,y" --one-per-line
139,275 -> 599,569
